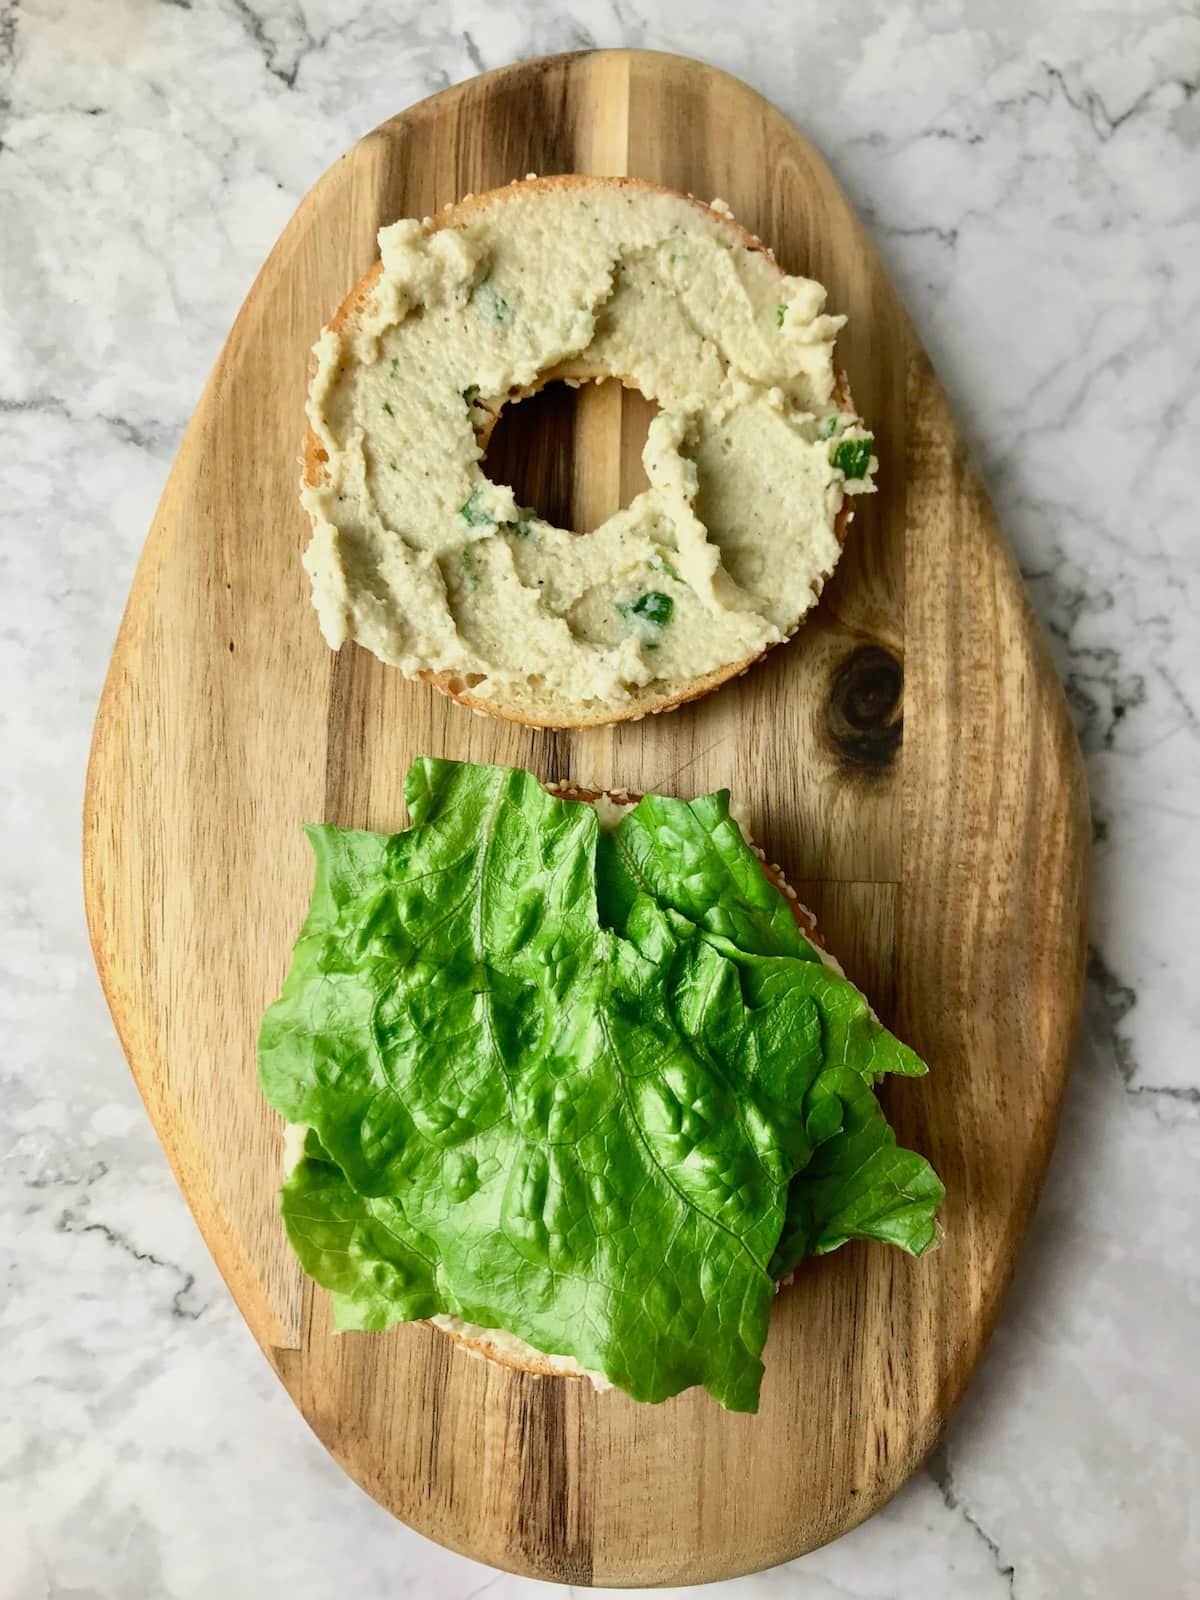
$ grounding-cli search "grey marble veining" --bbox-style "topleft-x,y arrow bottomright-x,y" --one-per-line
2,1 -> 1197,1596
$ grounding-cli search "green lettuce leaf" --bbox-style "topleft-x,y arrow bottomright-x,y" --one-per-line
280,1128 -> 442,1328
770,1068 -> 943,1274
259,758 -> 941,1411
597,789 -> 818,959
597,791 -> 941,1269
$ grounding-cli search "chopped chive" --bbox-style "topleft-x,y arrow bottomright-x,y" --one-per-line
458,487 -> 494,527
831,436 -> 873,479
619,591 -> 673,628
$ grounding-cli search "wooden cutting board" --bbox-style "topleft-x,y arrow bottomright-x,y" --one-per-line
83,49 -> 1088,1587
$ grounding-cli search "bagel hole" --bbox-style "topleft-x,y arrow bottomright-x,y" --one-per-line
482,379 -> 659,534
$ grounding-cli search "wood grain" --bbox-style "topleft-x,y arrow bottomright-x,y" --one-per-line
82,50 -> 1088,1586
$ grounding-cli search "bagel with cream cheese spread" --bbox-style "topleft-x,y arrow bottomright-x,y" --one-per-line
301,176 -> 876,727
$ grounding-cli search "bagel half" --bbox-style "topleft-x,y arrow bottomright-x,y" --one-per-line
301,175 -> 864,728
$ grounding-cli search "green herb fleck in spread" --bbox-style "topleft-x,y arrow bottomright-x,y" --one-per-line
775,303 -> 786,327
620,591 -> 674,629
462,384 -> 480,405
458,488 -> 494,527
473,279 -> 514,325
649,551 -> 682,583
831,437 -> 873,480
818,415 -> 839,440
389,357 -> 399,378
382,400 -> 395,417
460,549 -> 479,589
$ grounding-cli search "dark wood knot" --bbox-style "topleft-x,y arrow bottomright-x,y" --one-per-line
825,645 -> 903,772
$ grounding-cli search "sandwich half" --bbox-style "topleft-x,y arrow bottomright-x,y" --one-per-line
259,759 -> 942,1412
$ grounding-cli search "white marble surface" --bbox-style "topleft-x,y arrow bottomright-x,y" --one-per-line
2,0 -> 1198,1595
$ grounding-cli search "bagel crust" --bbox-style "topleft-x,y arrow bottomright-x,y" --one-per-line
301,175 -> 874,727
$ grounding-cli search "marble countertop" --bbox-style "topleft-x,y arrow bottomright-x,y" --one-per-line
3,1 -> 1197,1596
